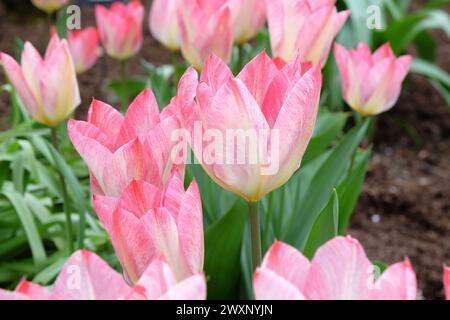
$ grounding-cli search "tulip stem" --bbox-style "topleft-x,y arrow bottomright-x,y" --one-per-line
248,201 -> 262,272
51,127 -> 74,253
120,60 -> 128,113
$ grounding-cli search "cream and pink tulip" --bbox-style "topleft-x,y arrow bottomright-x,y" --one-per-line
230,0 -> 266,44
334,42 -> 413,116
177,0 -> 234,70
265,0 -> 349,66
68,89 -> 182,197
1,34 -> 80,126
93,173 -> 204,284
174,51 -> 321,202
254,236 -> 417,300
67,27 -> 101,74
149,0 -> 181,51
95,0 -> 144,60
31,0 -> 68,14
0,250 -> 206,300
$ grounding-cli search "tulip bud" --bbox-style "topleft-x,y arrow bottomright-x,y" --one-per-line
67,27 -> 101,74
1,34 -> 81,126
334,42 -> 412,116
178,0 -> 233,70
266,0 -> 349,66
95,0 -> 144,60
149,0 -> 181,51
31,0 -> 68,14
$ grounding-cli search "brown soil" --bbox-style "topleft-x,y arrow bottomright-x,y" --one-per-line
0,0 -> 449,299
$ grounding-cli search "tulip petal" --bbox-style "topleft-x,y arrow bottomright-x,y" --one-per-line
262,241 -> 310,290
254,268 -> 306,300
444,265 -> 450,300
371,259 -> 417,300
15,279 -> 51,300
88,99 -> 124,146
303,236 -> 373,300
160,274 -> 207,300
52,250 -> 131,300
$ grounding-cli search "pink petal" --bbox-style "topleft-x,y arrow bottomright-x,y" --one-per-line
88,99 -> 124,145
160,274 -> 206,300
303,236 -> 373,300
107,208 -> 157,284
371,259 -> 417,300
52,250 -> 131,300
237,51 -> 280,106
0,52 -> 38,117
15,279 -> 51,300
118,179 -> 161,218
117,89 -> 161,145
176,180 -> 204,275
254,268 -> 306,300
262,241 -> 310,291
200,54 -> 232,94
142,208 -> 188,280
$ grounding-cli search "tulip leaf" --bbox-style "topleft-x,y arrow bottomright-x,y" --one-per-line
204,199 -> 247,299
303,112 -> 348,165
46,141 -> 88,249
285,119 -> 369,249
1,190 -> 47,266
303,189 -> 339,259
337,148 -> 372,234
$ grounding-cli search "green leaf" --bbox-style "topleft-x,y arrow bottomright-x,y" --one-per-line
337,148 -> 372,233
204,200 -> 247,299
46,141 -> 88,249
411,58 -> 450,87
1,190 -> 47,265
303,189 -> 339,259
303,112 -> 348,164
107,78 -> 148,103
285,119 -> 370,249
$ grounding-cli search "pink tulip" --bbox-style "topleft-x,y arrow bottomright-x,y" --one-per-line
230,0 -> 266,43
93,172 -> 203,284
95,0 -> 144,60
1,34 -> 80,126
0,251 -> 206,300
68,89 -> 183,197
444,265 -> 450,300
334,42 -> 413,116
174,51 -> 321,202
265,0 -> 349,65
254,236 -> 417,300
31,0 -> 68,14
149,0 -> 181,51
177,0 -> 234,70
67,27 -> 101,74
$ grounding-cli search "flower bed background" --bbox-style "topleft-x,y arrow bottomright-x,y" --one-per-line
0,0 -> 448,299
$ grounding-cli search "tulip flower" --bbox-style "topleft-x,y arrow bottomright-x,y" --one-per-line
254,236 -> 417,300
177,0 -> 234,70
334,42 -> 413,116
265,0 -> 349,66
444,265 -> 450,300
93,173 -> 203,284
0,251 -> 206,300
230,0 -> 266,44
0,34 -> 81,126
67,27 -> 101,74
149,0 -> 181,51
95,0 -> 144,60
68,89 -> 183,197
31,0 -> 68,14
175,51 -> 321,203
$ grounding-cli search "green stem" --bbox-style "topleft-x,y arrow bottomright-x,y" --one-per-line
120,60 -> 128,113
51,127 -> 74,253
248,201 -> 262,272
236,43 -> 246,72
